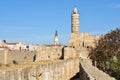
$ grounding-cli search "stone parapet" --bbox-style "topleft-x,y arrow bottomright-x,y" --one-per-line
80,59 -> 116,80
0,58 -> 80,80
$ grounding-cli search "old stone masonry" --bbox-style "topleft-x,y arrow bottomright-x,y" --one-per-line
0,8 -> 116,80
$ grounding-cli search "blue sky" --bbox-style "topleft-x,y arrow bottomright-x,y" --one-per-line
0,0 -> 120,45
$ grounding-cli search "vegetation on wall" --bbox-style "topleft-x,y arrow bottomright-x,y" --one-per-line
89,28 -> 120,79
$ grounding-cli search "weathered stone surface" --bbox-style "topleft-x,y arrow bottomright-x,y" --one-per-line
36,46 -> 64,61
0,50 -> 36,64
64,47 -> 76,59
0,71 -> 5,80
0,58 -> 80,80
80,59 -> 116,80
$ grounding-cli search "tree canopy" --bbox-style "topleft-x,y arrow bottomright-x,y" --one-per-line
89,28 -> 120,79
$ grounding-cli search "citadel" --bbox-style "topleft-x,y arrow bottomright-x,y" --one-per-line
36,7 -> 99,61
0,8 -> 116,80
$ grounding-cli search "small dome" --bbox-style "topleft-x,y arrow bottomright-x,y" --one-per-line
73,7 -> 78,14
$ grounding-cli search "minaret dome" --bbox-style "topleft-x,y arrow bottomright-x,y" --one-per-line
73,7 -> 78,14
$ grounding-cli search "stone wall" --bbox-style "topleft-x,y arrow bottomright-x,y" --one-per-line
79,59 -> 116,80
64,47 -> 76,59
0,58 -> 80,80
69,33 -> 99,49
36,46 -> 64,61
36,46 -> 78,61
0,50 -> 36,64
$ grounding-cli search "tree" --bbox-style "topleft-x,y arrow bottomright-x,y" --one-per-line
89,28 -> 120,79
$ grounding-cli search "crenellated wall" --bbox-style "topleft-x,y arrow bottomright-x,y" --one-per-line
0,58 -> 80,80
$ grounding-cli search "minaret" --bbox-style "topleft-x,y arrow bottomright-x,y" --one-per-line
71,7 -> 79,34
69,7 -> 80,47
54,30 -> 59,44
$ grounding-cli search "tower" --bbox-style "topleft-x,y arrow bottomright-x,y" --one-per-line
54,30 -> 59,44
71,7 -> 79,34
69,7 -> 80,48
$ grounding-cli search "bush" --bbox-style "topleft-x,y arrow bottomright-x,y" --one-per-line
89,28 -> 120,79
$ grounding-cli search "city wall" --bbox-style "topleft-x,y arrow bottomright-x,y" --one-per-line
36,46 -> 76,61
36,46 -> 63,61
0,50 -> 36,64
0,58 -> 80,80
79,59 -> 116,80
0,57 -> 116,80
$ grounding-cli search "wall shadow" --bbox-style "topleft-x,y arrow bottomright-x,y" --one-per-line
33,54 -> 36,62
70,72 -> 80,80
70,63 -> 81,80
79,63 -> 90,80
60,46 -> 67,59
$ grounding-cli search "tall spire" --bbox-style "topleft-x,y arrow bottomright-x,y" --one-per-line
54,30 -> 59,44
55,30 -> 58,36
